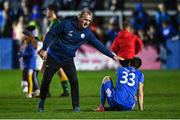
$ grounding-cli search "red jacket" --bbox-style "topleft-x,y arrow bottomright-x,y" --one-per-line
111,30 -> 143,59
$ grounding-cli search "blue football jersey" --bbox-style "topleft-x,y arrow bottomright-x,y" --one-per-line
113,67 -> 144,108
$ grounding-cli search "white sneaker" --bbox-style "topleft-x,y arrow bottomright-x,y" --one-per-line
23,86 -> 28,93
33,89 -> 40,97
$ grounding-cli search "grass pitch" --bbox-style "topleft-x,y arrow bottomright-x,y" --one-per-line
0,69 -> 180,119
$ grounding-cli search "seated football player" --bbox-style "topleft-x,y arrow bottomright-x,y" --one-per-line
95,57 -> 144,112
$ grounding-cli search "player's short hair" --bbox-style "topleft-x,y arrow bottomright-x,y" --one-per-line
130,57 -> 142,69
77,8 -> 93,20
47,4 -> 58,14
122,21 -> 131,29
119,59 -> 131,67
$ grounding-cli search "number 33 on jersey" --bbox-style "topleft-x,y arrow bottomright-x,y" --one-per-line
117,67 -> 144,88
120,71 -> 135,86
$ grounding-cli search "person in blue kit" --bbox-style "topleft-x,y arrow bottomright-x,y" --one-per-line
38,9 -> 124,112
95,57 -> 144,112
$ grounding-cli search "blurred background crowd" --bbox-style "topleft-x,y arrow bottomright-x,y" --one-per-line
0,0 -> 180,70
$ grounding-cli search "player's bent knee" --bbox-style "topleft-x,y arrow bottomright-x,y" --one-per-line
102,76 -> 111,84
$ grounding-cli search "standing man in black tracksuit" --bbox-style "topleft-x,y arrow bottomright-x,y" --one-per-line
38,9 -> 124,112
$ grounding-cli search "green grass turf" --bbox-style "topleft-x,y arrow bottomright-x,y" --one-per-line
0,69 -> 180,119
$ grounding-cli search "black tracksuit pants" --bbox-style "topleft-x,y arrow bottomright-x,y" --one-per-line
40,55 -> 79,109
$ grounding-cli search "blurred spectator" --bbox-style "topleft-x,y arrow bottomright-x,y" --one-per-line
0,0 -> 13,37
78,0 -> 97,10
12,15 -> 26,41
162,20 -> 178,41
154,3 -> 173,68
42,0 -> 61,10
104,17 -> 119,48
30,4 -> 44,27
41,17 -> 49,39
10,0 -> 24,21
155,3 -> 172,36
130,2 -> 150,31
28,0 -> 43,11
162,20 -> 179,69
174,3 -> 180,31
104,0 -> 124,11
146,24 -> 162,53
20,0 -> 30,17
31,5 -> 41,21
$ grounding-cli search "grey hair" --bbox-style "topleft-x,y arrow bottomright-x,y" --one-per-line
77,8 -> 93,20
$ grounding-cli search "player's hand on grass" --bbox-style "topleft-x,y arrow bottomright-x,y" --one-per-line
93,106 -> 105,112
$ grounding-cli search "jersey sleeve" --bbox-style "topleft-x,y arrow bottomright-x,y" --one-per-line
139,73 -> 144,83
